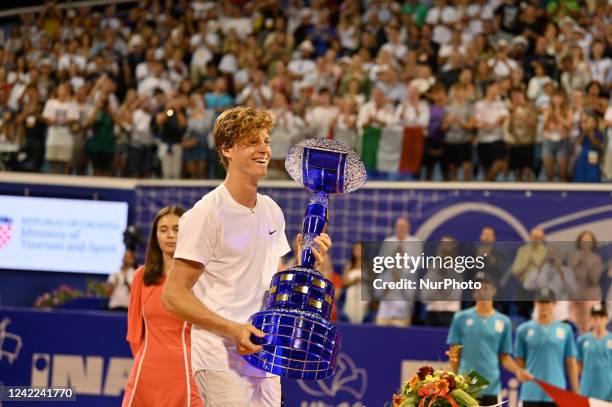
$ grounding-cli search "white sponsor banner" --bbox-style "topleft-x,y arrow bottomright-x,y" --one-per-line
0,195 -> 128,274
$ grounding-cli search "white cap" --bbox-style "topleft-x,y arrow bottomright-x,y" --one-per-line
298,40 -> 315,53
497,38 -> 509,49
540,76 -> 553,86
511,36 -> 528,46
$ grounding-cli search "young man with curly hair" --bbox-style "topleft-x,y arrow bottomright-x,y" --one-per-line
163,106 -> 332,406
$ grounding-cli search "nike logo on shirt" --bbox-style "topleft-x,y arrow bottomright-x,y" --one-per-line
269,230 -> 277,235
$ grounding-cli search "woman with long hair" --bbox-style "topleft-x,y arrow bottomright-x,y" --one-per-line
122,206 -> 202,407
542,89 -> 572,181
342,242 -> 367,324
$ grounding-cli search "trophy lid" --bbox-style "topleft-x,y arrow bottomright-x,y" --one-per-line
285,139 -> 367,194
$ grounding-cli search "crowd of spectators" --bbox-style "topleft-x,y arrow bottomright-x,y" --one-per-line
338,216 -> 612,331
0,0 -> 610,181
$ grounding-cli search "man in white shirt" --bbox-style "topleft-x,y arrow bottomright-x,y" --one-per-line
135,49 -> 156,82
466,0 -> 495,37
219,4 -> 253,40
356,88 -> 396,136
288,40 -> 317,98
189,20 -> 218,82
129,99 -> 156,178
394,80 -> 431,130
438,30 -> 467,65
57,39 -> 87,72
375,67 -> 407,104
487,39 -> 519,80
71,86 -> 94,175
376,217 -> 422,327
306,88 -> 340,139
474,82 -> 509,181
236,69 -> 273,108
426,0 -> 459,45
137,61 -> 172,97
163,107 -> 332,406
380,25 -> 408,62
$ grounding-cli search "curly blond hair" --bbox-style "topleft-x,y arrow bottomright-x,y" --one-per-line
213,107 -> 275,169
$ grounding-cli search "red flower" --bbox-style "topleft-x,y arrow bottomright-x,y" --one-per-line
392,394 -> 405,407
445,375 -> 456,390
417,366 -> 434,380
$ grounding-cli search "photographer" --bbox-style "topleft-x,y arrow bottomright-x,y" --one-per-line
154,97 -> 186,179
107,248 -> 136,311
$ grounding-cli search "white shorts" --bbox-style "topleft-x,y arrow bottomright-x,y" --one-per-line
194,370 -> 281,407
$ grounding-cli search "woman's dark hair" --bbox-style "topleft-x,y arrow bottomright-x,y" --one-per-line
348,242 -> 361,269
143,205 -> 185,286
586,80 -> 603,97
576,230 -> 597,251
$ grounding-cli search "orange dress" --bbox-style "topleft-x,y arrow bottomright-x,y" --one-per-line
122,267 -> 203,407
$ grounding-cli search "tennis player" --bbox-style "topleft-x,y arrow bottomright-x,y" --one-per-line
163,107 -> 332,406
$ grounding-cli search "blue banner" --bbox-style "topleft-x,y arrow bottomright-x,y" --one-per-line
0,308 -> 131,407
3,181 -> 612,308
135,186 -> 612,271
0,307 -> 525,407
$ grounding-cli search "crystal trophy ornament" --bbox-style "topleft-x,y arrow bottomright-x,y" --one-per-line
243,139 -> 367,380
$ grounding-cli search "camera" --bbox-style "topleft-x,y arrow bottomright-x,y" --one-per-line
123,225 -> 143,251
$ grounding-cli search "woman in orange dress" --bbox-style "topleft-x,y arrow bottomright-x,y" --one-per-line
122,206 -> 203,407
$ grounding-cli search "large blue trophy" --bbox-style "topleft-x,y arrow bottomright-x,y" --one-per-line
243,139 -> 367,380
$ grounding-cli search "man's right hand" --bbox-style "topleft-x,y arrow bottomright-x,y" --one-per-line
232,323 -> 265,355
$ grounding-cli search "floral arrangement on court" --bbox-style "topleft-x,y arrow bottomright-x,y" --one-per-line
392,366 -> 489,407
34,284 -> 83,308
34,280 -> 112,309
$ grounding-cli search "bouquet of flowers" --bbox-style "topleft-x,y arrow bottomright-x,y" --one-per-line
34,284 -> 83,309
85,279 -> 113,298
392,366 -> 490,407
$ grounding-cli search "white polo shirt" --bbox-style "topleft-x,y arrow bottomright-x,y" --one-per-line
474,100 -> 509,143
174,183 -> 291,376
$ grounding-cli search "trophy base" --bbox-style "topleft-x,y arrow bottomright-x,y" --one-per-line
244,308 -> 341,380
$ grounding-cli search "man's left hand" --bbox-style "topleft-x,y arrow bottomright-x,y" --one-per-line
296,233 -> 332,268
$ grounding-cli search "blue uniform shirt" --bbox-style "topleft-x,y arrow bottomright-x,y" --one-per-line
447,307 -> 513,396
515,320 -> 577,402
577,332 -> 612,401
